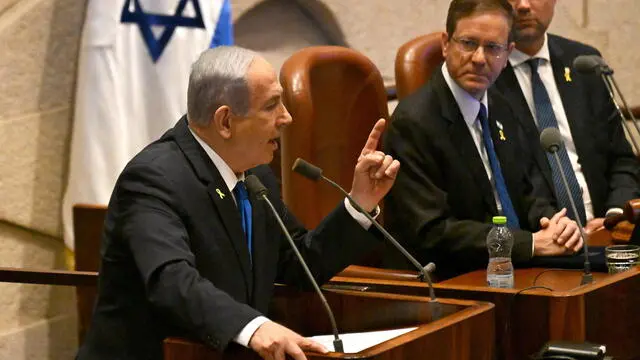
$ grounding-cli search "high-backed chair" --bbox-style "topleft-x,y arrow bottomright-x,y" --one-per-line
395,32 -> 445,100
279,46 -> 389,229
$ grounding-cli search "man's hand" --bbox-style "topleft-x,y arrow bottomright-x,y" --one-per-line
584,217 -> 605,234
534,208 -> 583,256
349,119 -> 401,212
249,321 -> 328,360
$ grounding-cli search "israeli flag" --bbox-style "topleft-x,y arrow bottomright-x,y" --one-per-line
62,0 -> 233,250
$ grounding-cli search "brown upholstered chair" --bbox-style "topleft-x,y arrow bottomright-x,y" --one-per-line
279,46 -> 389,229
395,32 -> 445,100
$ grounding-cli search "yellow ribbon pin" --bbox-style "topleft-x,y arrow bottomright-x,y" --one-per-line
499,130 -> 506,141
564,67 -> 572,82
216,188 -> 226,199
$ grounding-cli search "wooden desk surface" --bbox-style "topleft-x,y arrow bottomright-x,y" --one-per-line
440,267 -> 612,293
328,266 -> 640,360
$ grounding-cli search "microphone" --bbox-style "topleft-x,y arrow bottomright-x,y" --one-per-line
573,55 -> 640,154
573,54 -> 612,76
540,128 -> 593,285
244,175 -> 344,353
291,158 -> 442,318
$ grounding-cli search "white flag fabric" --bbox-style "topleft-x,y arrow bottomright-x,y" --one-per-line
63,0 -> 232,250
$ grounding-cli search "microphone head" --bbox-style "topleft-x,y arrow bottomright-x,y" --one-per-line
292,158 -> 323,181
540,127 -> 563,153
245,175 -> 268,198
424,262 -> 436,274
573,55 -> 606,74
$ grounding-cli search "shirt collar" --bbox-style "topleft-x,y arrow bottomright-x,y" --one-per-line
188,126 -> 244,192
441,63 -> 489,127
509,33 -> 550,67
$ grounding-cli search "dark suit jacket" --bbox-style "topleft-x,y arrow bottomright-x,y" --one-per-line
494,34 -> 640,217
383,68 -> 556,279
77,117 -> 378,360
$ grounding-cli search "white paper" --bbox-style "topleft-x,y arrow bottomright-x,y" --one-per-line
307,327 -> 418,353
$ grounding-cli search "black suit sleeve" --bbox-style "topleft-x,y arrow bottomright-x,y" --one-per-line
596,78 -> 640,210
115,163 -> 261,350
253,165 -> 379,287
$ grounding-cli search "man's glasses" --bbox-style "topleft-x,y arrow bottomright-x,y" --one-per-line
451,37 -> 509,59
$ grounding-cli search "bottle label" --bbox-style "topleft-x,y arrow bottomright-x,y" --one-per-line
487,274 -> 514,288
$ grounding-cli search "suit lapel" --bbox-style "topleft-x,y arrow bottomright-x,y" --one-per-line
206,182 -> 253,295
488,94 -> 517,191
498,64 -> 555,192
548,36 -> 589,170
434,71 -> 498,213
172,117 -> 253,296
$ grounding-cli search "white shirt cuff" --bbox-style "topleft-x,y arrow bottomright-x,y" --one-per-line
605,208 -> 624,216
344,198 -> 379,230
531,233 -> 535,257
233,316 -> 270,347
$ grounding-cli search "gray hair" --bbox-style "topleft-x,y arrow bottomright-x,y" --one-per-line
187,46 -> 257,126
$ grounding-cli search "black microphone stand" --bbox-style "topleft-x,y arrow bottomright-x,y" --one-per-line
598,70 -> 640,153
319,175 -> 441,307
547,148 -> 593,285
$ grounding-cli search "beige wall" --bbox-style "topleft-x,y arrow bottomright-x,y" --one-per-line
0,0 -> 638,358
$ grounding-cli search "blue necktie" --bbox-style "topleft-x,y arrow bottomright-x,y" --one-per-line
478,104 -> 520,229
233,181 -> 253,261
527,58 -> 586,224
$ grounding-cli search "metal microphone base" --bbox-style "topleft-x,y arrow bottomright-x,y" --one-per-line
580,272 -> 594,285
333,339 -> 344,353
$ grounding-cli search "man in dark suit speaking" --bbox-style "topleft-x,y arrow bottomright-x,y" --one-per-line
77,46 -> 400,360
384,0 -> 582,279
494,0 -> 640,233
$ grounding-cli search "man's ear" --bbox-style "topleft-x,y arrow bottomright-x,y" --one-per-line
441,32 -> 450,58
213,105 -> 233,139
503,41 -> 516,69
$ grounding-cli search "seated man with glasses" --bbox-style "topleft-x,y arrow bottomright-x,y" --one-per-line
383,0 -> 582,279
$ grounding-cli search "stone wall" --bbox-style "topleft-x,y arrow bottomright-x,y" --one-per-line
0,0 -> 638,358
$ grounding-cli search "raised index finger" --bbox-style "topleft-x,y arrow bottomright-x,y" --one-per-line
361,118 -> 386,156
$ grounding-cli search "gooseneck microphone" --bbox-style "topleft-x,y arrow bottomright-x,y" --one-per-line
573,55 -> 640,154
244,175 -> 344,353
540,128 -> 593,285
573,55 -> 612,76
291,158 -> 442,318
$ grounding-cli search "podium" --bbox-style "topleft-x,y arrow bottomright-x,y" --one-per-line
329,266 -> 640,360
163,286 -> 494,359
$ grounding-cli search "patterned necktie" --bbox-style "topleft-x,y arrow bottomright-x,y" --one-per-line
527,58 -> 586,224
478,104 -> 520,229
233,181 -> 253,261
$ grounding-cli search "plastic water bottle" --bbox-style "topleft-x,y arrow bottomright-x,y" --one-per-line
486,216 -> 514,288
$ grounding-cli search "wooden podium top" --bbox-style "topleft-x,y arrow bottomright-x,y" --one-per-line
163,288 -> 495,360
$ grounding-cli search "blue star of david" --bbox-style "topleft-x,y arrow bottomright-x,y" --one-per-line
121,0 -> 206,62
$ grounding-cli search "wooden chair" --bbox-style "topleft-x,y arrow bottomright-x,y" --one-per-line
279,46 -> 389,229
72,204 -> 107,343
394,32 -> 444,100
0,204 -> 106,345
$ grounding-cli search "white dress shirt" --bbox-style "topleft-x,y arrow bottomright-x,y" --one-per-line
189,127 -> 377,346
508,34 -> 595,221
